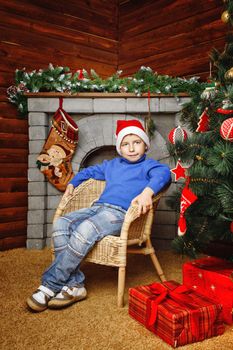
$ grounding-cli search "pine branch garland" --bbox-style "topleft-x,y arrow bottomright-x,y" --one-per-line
7,65 -> 206,117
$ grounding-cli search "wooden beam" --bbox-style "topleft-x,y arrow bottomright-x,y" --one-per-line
24,92 -> 189,98
0,192 -> 27,209
0,178 -> 28,192
0,235 -> 26,250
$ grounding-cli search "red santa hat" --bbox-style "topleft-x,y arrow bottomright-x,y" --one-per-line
115,119 -> 150,155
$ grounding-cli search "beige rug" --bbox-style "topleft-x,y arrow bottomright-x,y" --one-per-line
0,248 -> 232,350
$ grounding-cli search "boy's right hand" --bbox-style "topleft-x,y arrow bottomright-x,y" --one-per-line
63,184 -> 74,198
131,187 -> 154,216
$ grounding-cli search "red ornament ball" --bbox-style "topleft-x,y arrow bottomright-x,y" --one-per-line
220,118 -> 233,142
168,126 -> 188,144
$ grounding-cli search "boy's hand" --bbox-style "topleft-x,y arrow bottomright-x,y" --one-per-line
131,187 -> 154,216
63,184 -> 74,198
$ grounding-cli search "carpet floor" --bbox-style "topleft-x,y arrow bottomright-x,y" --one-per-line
0,248 -> 232,350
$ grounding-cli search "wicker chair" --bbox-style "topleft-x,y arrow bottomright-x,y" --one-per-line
53,178 -> 169,307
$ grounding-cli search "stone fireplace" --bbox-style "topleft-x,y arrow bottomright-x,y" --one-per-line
27,93 -> 190,250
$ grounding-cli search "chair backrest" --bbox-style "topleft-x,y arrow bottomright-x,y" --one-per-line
53,179 -> 105,222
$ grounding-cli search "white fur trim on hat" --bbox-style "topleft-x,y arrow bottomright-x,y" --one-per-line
116,126 -> 150,155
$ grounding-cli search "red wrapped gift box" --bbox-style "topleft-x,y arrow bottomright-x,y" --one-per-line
129,280 -> 224,348
183,256 -> 233,325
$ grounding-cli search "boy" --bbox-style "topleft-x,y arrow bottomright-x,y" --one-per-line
27,119 -> 171,312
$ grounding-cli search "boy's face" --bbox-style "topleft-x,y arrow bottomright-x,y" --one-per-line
120,134 -> 146,162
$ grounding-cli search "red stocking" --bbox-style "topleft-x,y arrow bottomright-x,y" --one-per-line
37,98 -> 78,192
178,180 -> 198,236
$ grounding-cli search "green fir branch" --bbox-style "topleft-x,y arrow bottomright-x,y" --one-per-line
215,183 -> 233,215
207,141 -> 233,176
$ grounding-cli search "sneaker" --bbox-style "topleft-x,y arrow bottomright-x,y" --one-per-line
48,286 -> 87,309
26,285 -> 55,312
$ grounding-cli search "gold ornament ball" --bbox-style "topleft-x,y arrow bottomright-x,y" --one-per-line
225,67 -> 233,80
221,10 -> 230,23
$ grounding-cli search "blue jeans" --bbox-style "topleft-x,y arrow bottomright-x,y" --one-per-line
42,203 -> 126,293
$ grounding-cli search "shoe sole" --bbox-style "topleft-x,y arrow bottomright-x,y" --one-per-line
26,296 -> 48,312
48,294 -> 86,309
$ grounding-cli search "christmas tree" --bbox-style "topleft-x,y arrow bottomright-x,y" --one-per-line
169,1 -> 233,259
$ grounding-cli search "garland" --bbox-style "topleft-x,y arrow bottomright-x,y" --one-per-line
7,64 -> 206,116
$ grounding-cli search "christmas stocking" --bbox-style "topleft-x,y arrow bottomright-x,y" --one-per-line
37,98 -> 78,192
178,182 -> 198,236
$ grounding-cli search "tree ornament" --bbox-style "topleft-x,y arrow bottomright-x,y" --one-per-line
222,99 -> 233,109
216,107 -> 233,114
168,126 -> 188,144
36,98 -> 79,191
178,182 -> 198,236
220,117 -> 233,142
221,10 -> 230,23
200,83 -> 216,100
171,161 -> 187,181
230,221 -> 233,233
196,108 -> 210,132
224,67 -> 233,80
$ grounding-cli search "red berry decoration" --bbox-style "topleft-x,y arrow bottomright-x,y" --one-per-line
168,126 -> 188,144
220,118 -> 233,142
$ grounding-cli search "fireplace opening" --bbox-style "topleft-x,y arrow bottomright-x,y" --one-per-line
80,145 -> 118,170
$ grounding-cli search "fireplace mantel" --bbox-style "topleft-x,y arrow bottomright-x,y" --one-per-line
27,94 -> 190,250
26,92 -> 189,113
25,92 -> 189,97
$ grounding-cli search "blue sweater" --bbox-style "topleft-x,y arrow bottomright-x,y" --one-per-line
69,155 -> 171,210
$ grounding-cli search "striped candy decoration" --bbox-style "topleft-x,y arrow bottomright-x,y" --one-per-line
220,117 -> 233,142
168,126 -> 188,144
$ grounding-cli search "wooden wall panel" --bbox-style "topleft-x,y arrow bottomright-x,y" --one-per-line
0,0 -> 118,250
118,0 -> 227,78
0,0 -> 118,77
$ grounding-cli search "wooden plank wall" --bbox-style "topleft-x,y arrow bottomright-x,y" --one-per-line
118,0 -> 227,79
0,0 -> 118,250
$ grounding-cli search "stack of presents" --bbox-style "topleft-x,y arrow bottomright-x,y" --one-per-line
129,256 -> 233,348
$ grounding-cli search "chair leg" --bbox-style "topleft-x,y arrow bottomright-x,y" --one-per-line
117,266 -> 126,308
150,252 -> 166,282
147,239 -> 166,282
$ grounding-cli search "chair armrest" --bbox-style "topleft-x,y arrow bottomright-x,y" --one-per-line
53,179 -> 105,223
124,204 -> 141,223
123,187 -> 166,224
53,192 -> 74,223
119,184 -> 170,241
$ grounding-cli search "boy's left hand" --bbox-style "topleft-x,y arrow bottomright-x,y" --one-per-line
131,187 -> 154,216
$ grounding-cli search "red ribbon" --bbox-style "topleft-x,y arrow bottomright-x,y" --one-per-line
78,69 -> 84,80
148,90 -> 151,109
59,97 -> 63,109
146,282 -> 200,340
